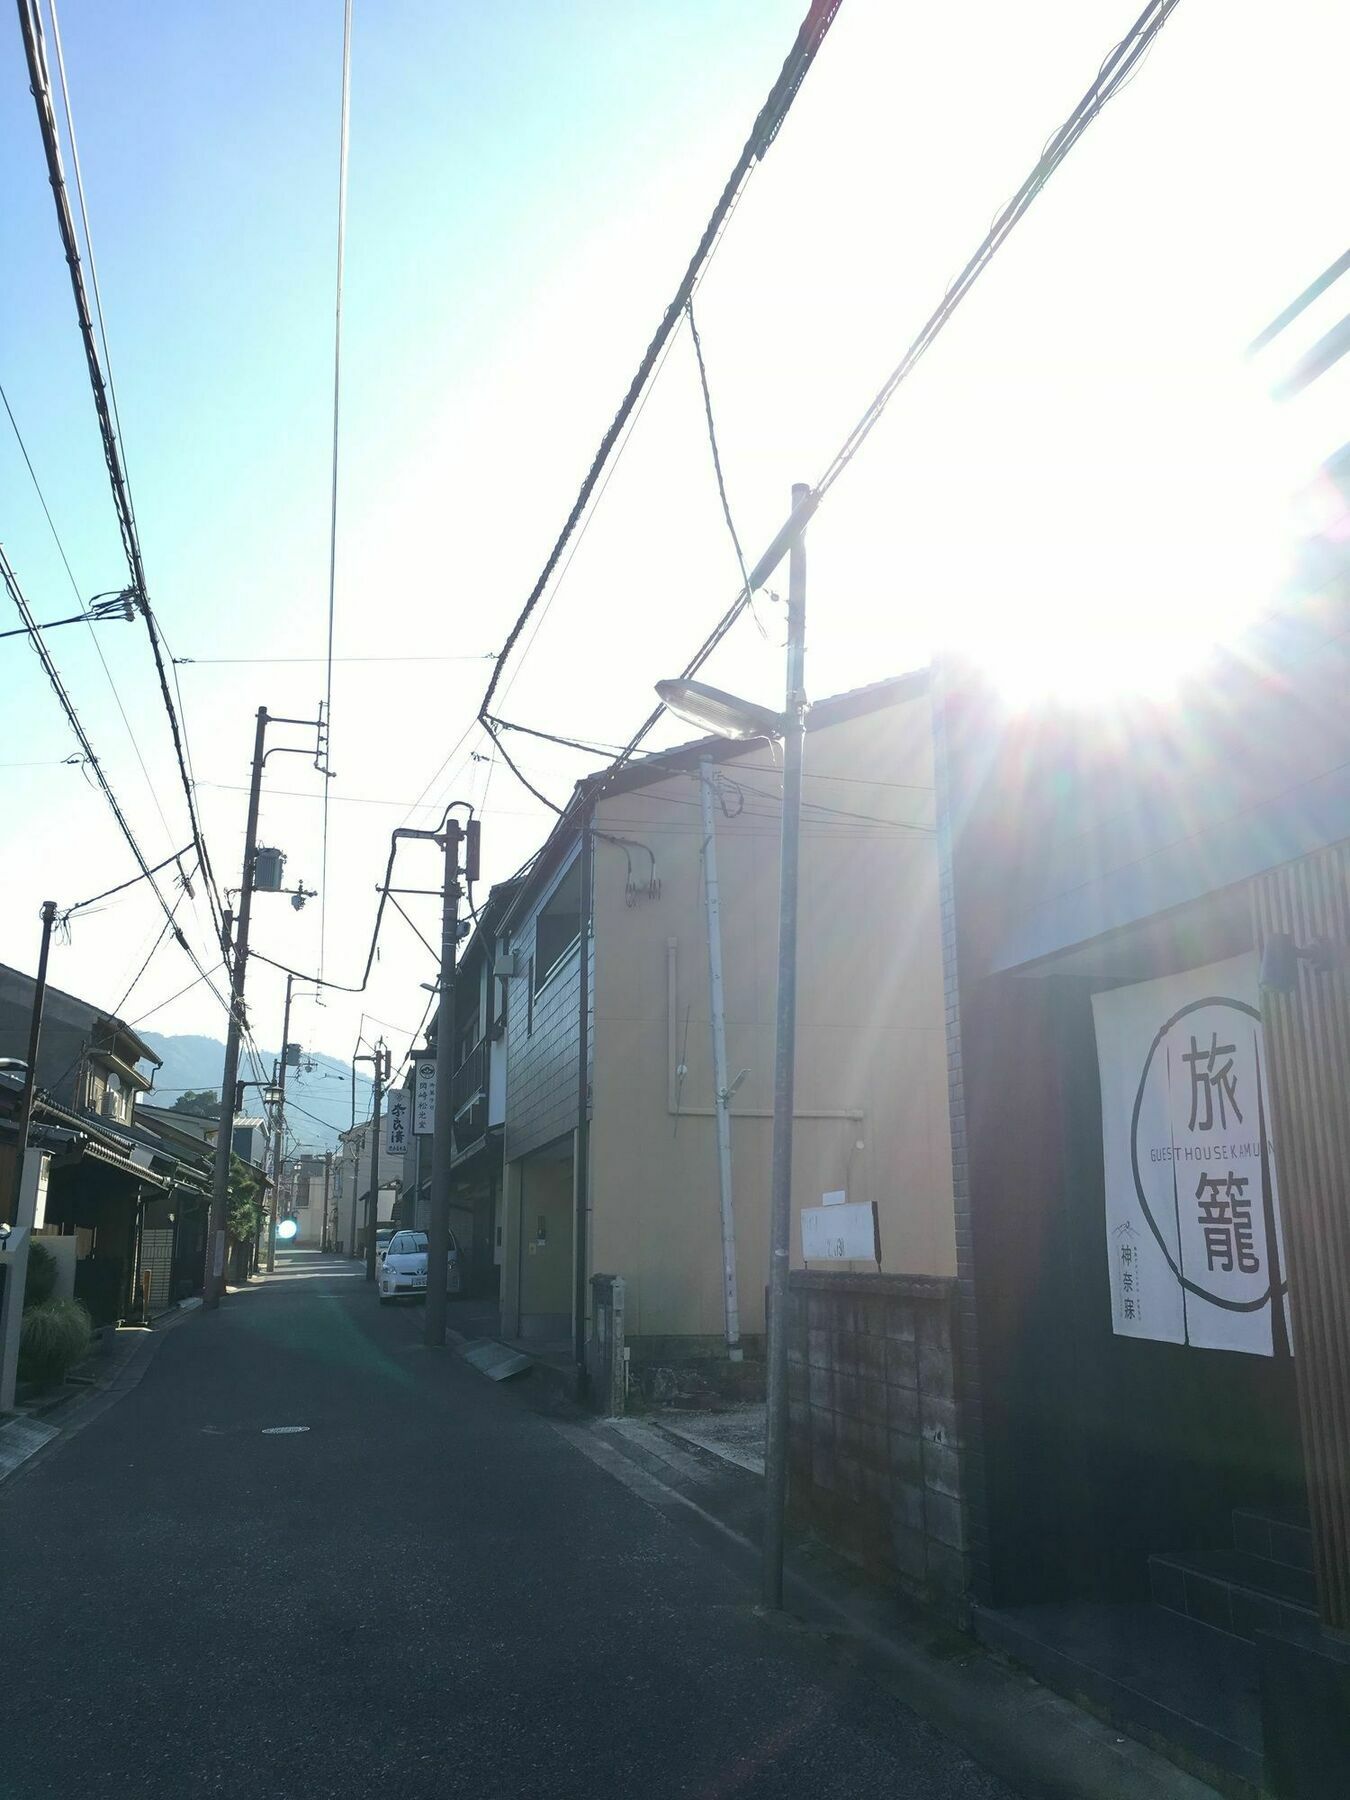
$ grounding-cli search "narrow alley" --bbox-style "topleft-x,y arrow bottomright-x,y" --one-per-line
1,1251 -> 1015,1800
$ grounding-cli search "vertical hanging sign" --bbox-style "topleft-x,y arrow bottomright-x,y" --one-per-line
385,1090 -> 409,1157
413,1057 -> 436,1136
1093,954 -> 1289,1356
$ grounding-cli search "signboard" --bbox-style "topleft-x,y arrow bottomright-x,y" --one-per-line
801,1201 -> 879,1264
1092,954 -> 1289,1356
414,1057 -> 436,1136
385,1091 -> 410,1158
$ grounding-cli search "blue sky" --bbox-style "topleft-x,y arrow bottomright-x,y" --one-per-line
3,0 -> 1346,1090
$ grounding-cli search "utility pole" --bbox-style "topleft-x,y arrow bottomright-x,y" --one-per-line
265,973 -> 297,1274
204,709 -> 267,1308
698,762 -> 743,1362
321,1151 -> 333,1252
762,482 -> 810,1609
13,900 -> 57,1223
364,1041 -> 389,1283
0,900 -> 58,1414
426,818 -> 477,1347
203,705 -> 321,1308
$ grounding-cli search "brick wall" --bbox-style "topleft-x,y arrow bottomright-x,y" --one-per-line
787,1270 -> 969,1622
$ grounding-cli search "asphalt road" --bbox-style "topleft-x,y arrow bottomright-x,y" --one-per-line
1,1251 -> 1018,1800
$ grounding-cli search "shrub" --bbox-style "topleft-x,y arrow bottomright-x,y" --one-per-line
18,1298 -> 93,1392
23,1240 -> 59,1309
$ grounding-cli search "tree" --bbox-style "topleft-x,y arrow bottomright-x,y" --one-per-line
170,1089 -> 220,1118
227,1153 -> 266,1246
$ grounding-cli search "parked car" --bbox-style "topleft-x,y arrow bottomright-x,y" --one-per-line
377,1229 -> 461,1304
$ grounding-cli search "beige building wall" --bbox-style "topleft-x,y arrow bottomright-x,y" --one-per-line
588,686 -> 953,1345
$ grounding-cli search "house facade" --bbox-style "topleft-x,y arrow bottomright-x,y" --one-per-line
0,968 -> 212,1323
407,878 -> 518,1294
935,435 -> 1350,1786
492,672 -> 955,1373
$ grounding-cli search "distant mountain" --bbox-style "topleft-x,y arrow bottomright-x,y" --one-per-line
141,1032 -> 374,1154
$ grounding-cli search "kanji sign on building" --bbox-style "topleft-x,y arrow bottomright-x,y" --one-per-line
1092,955 -> 1290,1356
413,1057 -> 436,1137
385,1090 -> 409,1158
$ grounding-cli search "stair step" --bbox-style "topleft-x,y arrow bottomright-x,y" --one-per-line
1232,1505 -> 1315,1573
1150,1548 -> 1319,1642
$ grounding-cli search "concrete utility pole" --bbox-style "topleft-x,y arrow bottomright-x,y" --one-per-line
761,483 -> 810,1609
204,705 -> 321,1307
698,762 -> 743,1362
13,900 -> 56,1222
0,899 -> 58,1413
204,708 -> 268,1308
321,1151 -> 333,1251
364,1042 -> 389,1283
265,972 -> 297,1274
427,818 -> 479,1347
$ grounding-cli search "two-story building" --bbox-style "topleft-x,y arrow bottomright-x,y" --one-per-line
490,670 -> 955,1376
408,878 -> 520,1294
335,1115 -> 401,1259
0,966 -> 212,1322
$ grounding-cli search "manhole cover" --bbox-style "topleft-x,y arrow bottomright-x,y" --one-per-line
261,1426 -> 310,1435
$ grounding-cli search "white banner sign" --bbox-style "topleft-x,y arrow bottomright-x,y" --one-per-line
414,1057 -> 436,1136
385,1090 -> 410,1158
801,1201 -> 879,1264
1093,953 -> 1289,1356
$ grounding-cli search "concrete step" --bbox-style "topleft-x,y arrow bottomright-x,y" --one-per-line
1232,1504 -> 1314,1573
974,1600 -> 1264,1792
1149,1547 -> 1319,1642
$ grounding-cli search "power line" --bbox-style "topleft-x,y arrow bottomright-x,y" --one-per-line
175,652 -> 494,666
477,0 -> 843,727
386,892 -> 439,964
1,543 -> 232,1019
686,298 -> 764,640
814,0 -> 1183,505
59,843 -> 194,925
2,379 -> 186,876
319,0 -> 356,990
128,970 -> 212,1028
110,876 -> 192,1017
612,0 -> 1184,772
16,0 -> 230,963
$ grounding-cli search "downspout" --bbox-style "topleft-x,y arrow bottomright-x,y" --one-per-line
573,810 -> 594,1387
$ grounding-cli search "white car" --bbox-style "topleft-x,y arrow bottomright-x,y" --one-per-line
377,1228 -> 462,1304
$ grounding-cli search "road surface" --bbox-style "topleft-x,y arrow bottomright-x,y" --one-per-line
0,1250 -> 1018,1800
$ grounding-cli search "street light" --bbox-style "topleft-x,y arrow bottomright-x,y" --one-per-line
653,481 -> 811,1610
654,679 -> 784,742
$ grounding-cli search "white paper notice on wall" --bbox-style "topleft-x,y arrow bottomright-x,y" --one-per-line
801,1201 -> 879,1264
821,1189 -> 847,1207
1092,953 -> 1290,1357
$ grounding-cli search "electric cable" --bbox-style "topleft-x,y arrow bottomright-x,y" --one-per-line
477,0 -> 843,726
16,0 -> 230,962
2,543 -> 232,1017
686,297 -> 764,638
58,844 -> 194,926
319,0 -> 356,988
611,0 -> 1184,770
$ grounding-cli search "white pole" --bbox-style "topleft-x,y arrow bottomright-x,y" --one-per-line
699,757 -> 743,1361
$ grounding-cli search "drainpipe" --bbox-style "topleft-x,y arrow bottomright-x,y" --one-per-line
699,759 -> 743,1363
573,812 -> 594,1387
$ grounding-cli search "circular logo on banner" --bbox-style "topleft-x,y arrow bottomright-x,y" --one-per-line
1129,994 -> 1284,1314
